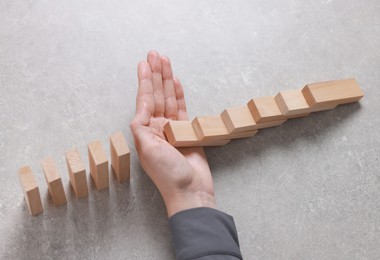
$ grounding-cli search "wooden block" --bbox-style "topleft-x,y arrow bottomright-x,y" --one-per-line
192,115 -> 231,141
302,78 -> 364,108
222,104 -> 286,131
275,89 -> 311,118
256,119 -> 287,129
40,157 -> 67,206
88,140 -> 109,190
178,139 -> 231,148
202,139 -> 231,146
310,104 -> 337,112
229,130 -> 258,139
110,131 -> 130,183
164,121 -> 231,147
193,115 -> 260,142
221,105 -> 257,133
18,166 -> 43,216
247,96 -> 286,123
65,148 -> 88,198
164,121 -> 198,146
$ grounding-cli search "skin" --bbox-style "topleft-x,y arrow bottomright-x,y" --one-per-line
130,51 -> 216,217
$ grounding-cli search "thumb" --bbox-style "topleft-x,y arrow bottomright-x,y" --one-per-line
130,102 -> 151,142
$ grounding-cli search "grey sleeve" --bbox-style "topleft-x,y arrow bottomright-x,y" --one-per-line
168,207 -> 243,260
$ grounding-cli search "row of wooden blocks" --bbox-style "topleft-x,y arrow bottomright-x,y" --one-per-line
17,131 -> 130,216
164,78 -> 364,147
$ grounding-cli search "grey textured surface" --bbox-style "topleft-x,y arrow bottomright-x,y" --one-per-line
1,0 -> 380,259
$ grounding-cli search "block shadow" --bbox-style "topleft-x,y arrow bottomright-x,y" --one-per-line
205,102 -> 363,173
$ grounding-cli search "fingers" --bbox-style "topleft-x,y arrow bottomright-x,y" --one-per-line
161,56 -> 178,120
135,61 -> 155,127
174,77 -> 189,121
140,52 -> 185,122
147,51 -> 165,117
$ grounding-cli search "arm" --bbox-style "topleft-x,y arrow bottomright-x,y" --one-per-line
169,207 -> 242,260
130,51 -> 242,260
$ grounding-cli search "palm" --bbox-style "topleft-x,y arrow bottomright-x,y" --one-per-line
131,51 -> 215,217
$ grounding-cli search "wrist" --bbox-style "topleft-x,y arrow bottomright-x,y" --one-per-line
164,190 -> 216,218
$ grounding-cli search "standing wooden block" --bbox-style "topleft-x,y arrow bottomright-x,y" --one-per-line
18,166 -> 43,216
247,96 -> 286,123
221,105 -> 257,133
164,120 -> 231,147
65,148 -> 89,198
110,131 -> 130,183
274,89 -> 311,118
41,157 -> 67,206
302,78 -> 364,109
88,140 -> 109,190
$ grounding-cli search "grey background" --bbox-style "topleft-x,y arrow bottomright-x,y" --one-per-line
1,0 -> 379,259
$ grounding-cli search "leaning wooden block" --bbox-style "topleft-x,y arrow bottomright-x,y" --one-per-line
247,96 -> 286,123
192,115 -> 231,141
187,139 -> 231,147
65,148 -> 88,198
41,157 -> 67,206
276,87 -> 335,114
18,166 -> 43,216
221,105 -> 257,133
310,103 -> 338,113
256,119 -> 287,129
164,120 -> 231,147
302,78 -> 364,109
110,131 -> 130,183
229,130 -> 258,139
222,104 -> 286,131
201,139 -> 231,146
164,121 -> 199,146
193,115 -> 261,142
274,89 -> 311,118
176,139 -> 231,148
88,140 -> 109,190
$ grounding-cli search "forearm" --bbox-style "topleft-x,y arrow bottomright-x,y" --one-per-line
169,207 -> 243,260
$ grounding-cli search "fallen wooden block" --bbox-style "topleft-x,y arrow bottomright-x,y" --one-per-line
192,115 -> 232,141
247,96 -> 286,123
65,148 -> 89,198
88,140 -> 109,190
163,78 -> 363,147
192,115 -> 259,141
110,131 -> 130,183
202,139 -> 232,146
256,119 -> 287,129
310,103 -> 338,112
41,156 -> 67,206
164,121 -> 198,145
275,89 -> 311,118
18,166 -> 43,216
229,129 -> 258,139
302,78 -> 364,109
192,115 -> 228,141
221,105 -> 257,133
164,120 -> 231,147
221,105 -> 287,133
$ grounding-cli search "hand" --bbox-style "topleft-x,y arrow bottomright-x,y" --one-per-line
130,51 -> 216,217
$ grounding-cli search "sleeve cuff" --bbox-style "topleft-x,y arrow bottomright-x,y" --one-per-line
169,207 -> 243,260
